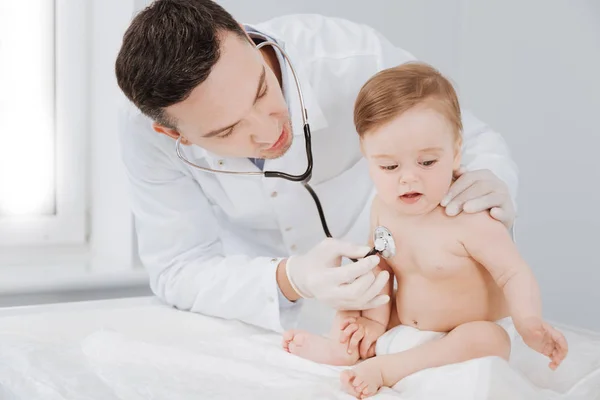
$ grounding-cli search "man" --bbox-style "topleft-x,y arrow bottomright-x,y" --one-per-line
115,0 -> 518,333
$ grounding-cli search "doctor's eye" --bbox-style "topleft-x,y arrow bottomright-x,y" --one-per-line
420,160 -> 437,167
218,127 -> 235,139
258,82 -> 269,99
380,165 -> 398,171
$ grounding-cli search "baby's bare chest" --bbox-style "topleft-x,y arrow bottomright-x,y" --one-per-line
381,218 -> 476,278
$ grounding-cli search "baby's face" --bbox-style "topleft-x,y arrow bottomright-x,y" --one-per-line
361,104 -> 460,216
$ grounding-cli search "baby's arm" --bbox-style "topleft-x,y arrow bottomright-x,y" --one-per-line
340,196 -> 394,358
360,260 -> 393,325
339,258 -> 393,359
460,213 -> 568,369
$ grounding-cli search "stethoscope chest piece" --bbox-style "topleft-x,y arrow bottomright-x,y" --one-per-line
373,226 -> 396,259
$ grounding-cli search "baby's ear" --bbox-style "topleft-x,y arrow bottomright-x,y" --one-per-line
453,137 -> 462,171
358,138 -> 367,155
453,152 -> 462,172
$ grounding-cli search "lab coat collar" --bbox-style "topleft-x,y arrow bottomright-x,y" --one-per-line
188,21 -> 328,166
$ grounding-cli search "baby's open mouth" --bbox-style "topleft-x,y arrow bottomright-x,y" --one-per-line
400,192 -> 423,203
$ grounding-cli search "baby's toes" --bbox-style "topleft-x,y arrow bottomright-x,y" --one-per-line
290,333 -> 306,352
282,330 -> 306,354
360,382 -> 380,398
282,331 -> 294,351
340,370 -> 359,396
351,375 -> 365,388
354,379 -> 369,396
356,381 -> 370,397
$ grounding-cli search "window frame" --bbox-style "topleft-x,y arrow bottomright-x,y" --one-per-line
0,0 -> 87,247
0,0 -> 148,293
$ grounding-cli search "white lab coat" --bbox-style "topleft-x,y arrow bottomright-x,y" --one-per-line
117,14 -> 518,333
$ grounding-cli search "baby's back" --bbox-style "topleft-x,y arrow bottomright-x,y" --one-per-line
379,205 -> 509,333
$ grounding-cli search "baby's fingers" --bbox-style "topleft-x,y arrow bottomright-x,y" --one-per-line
348,327 -> 365,354
553,330 -> 568,356
548,326 -> 568,351
552,333 -> 568,364
549,347 -> 565,370
340,317 -> 357,331
549,348 -> 562,370
367,343 -> 376,358
359,336 -> 374,359
545,327 -> 568,369
340,323 -> 359,344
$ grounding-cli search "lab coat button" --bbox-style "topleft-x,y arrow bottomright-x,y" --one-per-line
271,191 -> 278,198
218,160 -> 224,166
290,244 -> 297,251
285,227 -> 292,232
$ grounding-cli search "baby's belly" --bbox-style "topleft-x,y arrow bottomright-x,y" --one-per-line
394,270 -> 508,332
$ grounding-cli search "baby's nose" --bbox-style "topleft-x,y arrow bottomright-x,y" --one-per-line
399,169 -> 418,184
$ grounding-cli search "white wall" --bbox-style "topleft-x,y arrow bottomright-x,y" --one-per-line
90,0 -> 140,273
219,0 -> 463,80
456,0 -> 600,332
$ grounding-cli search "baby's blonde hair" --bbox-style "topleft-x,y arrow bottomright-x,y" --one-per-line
354,62 -> 462,148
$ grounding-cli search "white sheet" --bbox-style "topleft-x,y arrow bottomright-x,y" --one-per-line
0,298 -> 599,399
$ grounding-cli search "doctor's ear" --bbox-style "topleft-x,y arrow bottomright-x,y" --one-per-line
239,23 -> 254,45
152,122 -> 190,145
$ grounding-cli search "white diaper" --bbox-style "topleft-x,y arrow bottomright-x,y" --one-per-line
375,317 -> 518,358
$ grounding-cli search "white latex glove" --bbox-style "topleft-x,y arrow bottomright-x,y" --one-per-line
441,168 -> 516,229
285,238 -> 390,310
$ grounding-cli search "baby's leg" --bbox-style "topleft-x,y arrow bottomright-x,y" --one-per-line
282,310 -> 362,366
341,321 -> 510,398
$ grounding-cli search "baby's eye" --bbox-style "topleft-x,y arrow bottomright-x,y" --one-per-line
420,160 -> 437,167
380,165 -> 398,171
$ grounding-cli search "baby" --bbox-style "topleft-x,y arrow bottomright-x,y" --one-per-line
282,62 -> 568,398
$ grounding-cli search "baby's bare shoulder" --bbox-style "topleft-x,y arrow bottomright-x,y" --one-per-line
453,210 -> 507,238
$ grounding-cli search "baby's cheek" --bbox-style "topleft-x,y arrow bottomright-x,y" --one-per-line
429,170 -> 454,203
371,173 -> 397,203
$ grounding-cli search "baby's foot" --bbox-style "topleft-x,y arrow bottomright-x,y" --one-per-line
340,358 -> 384,399
282,330 -> 359,366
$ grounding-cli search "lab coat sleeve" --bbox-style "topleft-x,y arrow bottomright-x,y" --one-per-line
372,29 -> 519,209
117,109 -> 302,333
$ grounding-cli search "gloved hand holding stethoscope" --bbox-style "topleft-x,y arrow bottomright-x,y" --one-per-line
283,238 -> 391,310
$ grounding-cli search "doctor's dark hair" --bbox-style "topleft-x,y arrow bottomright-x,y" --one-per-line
354,62 -> 463,146
115,0 -> 247,128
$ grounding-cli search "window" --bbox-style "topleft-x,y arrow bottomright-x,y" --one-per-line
0,0 -> 86,247
0,1 -> 148,291
0,0 -> 153,294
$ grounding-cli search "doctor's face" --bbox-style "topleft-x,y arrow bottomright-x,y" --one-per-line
158,32 -> 293,159
361,104 -> 461,216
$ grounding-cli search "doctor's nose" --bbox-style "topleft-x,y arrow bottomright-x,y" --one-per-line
248,113 -> 279,145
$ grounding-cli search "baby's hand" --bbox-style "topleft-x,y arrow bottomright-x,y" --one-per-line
339,316 -> 386,359
518,317 -> 568,370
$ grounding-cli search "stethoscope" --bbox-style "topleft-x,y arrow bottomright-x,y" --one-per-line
175,40 -> 396,261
